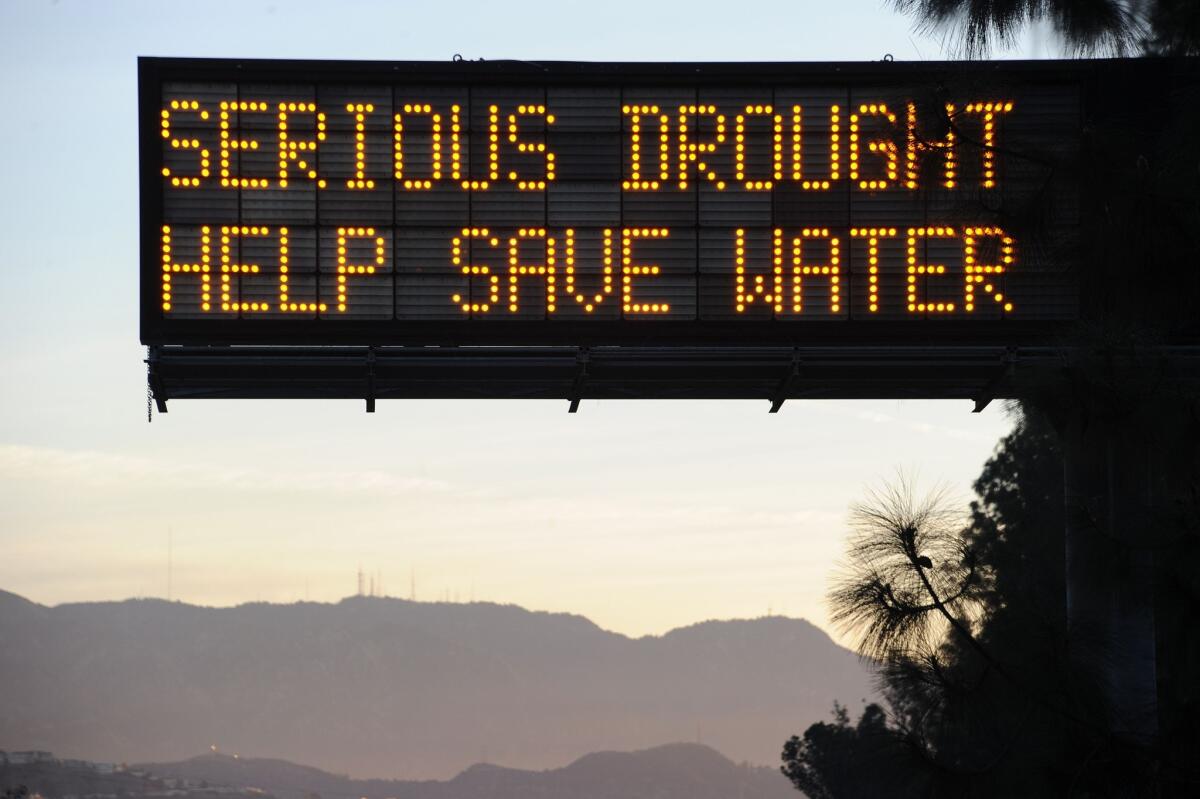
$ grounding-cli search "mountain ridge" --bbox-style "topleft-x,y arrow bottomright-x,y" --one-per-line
0,589 -> 872,780
136,743 -> 798,799
2,743 -> 799,799
3,591 -> 832,642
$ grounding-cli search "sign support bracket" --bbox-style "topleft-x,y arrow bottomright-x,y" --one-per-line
365,346 -> 377,413
769,350 -> 802,413
568,347 -> 590,413
146,346 -> 169,414
972,347 -> 1018,413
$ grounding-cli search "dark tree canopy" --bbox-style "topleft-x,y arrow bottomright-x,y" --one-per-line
784,404 -> 1200,796
892,0 -> 1200,57
781,702 -> 922,799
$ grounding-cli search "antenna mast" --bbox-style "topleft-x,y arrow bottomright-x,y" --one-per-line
167,528 -> 173,601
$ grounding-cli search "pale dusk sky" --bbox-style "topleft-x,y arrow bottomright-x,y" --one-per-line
0,0 -> 1046,641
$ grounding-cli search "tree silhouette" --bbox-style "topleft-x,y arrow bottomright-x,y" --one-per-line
828,476 -> 977,666
781,702 -> 922,798
784,406 -> 1200,796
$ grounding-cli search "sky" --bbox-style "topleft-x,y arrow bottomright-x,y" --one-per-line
0,0 -> 1047,642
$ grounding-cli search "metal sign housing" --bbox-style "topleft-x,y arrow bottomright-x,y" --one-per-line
136,57 -> 1167,408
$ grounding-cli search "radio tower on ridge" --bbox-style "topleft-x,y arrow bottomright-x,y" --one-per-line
166,528 -> 173,602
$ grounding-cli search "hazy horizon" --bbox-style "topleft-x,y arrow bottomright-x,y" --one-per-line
0,584 -> 846,640
0,398 -> 1011,643
0,587 -> 875,778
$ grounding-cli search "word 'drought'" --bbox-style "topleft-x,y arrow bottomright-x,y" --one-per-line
160,98 -> 1013,193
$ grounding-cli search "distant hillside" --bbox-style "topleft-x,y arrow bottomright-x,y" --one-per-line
137,744 -> 798,799
0,759 -> 166,799
0,590 -> 872,779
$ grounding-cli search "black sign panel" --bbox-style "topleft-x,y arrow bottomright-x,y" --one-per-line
140,58 -> 1082,349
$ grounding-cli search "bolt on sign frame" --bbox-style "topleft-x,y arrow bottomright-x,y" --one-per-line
137,57 -> 1193,410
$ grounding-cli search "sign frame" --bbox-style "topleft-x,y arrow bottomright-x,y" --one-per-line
139,56 -> 1090,349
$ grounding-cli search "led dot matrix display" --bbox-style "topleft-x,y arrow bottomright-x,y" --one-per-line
143,58 -> 1081,345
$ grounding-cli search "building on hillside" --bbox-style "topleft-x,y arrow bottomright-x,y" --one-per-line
6,751 -> 55,765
